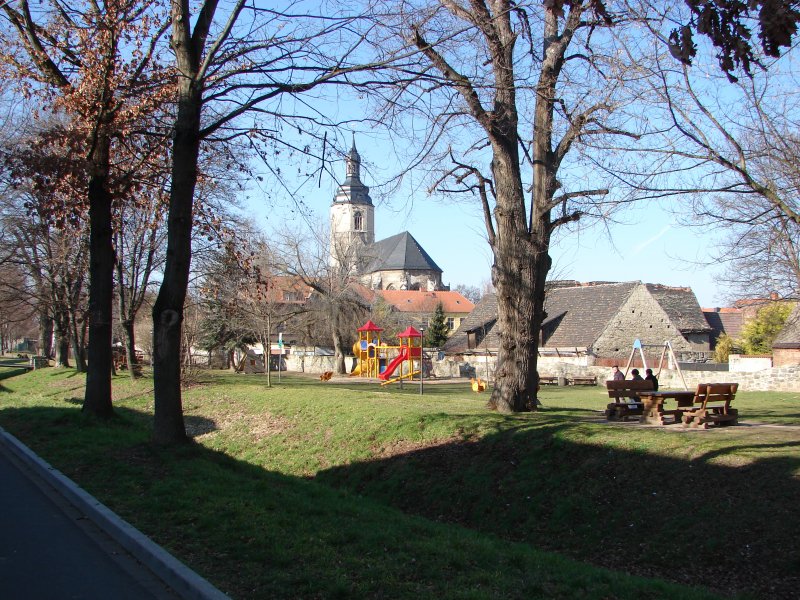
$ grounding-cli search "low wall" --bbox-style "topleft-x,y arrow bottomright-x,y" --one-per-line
284,354 -> 338,373
729,354 -> 773,372
430,355 -> 800,392
281,353 -> 800,392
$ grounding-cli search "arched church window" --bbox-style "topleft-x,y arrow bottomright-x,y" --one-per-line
354,211 -> 363,230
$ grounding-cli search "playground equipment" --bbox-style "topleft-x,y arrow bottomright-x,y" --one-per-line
471,377 -> 486,393
351,320 -> 383,378
378,326 -> 422,385
350,320 -> 423,385
624,339 -> 688,390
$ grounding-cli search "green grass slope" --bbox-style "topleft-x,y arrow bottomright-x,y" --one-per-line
2,369 -> 798,598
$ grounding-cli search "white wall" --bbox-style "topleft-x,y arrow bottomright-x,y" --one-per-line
729,354 -> 773,372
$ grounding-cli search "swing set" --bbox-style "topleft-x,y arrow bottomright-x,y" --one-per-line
622,339 -> 689,391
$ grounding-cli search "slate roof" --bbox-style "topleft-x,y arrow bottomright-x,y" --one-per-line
702,308 -> 743,342
443,281 -> 710,354
542,282 -> 638,347
773,304 -> 800,348
365,231 -> 442,274
646,284 -> 711,333
443,293 -> 499,353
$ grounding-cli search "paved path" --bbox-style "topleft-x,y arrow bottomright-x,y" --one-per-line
0,430 -> 229,600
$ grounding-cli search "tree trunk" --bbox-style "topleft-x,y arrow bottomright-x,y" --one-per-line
53,308 -> 70,368
121,319 -> 140,377
82,139 -> 115,418
70,331 -> 86,372
485,130 -> 549,412
262,325 -> 271,387
151,78 -> 201,445
38,313 -> 53,358
55,336 -> 70,367
331,313 -> 346,374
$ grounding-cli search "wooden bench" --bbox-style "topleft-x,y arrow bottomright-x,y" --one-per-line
605,379 -> 654,421
568,376 -> 597,386
539,376 -> 559,385
681,383 -> 739,429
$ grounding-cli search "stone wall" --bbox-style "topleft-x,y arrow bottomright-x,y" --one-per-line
284,354 -> 338,373
280,352 -> 800,392
430,355 -> 800,392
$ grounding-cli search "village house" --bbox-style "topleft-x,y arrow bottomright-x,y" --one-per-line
702,306 -> 744,349
374,289 -> 474,335
772,304 -> 800,366
444,281 -> 711,363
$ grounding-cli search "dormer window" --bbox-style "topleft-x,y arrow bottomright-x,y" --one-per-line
354,211 -> 363,230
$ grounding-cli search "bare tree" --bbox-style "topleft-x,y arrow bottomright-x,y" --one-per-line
152,3 -> 386,443
372,1 -> 656,411
114,171 -> 168,377
632,22 -> 800,300
273,222 -> 369,374
1,0 -> 171,416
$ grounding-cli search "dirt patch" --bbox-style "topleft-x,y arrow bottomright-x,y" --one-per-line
249,414 -> 294,440
371,437 -> 453,459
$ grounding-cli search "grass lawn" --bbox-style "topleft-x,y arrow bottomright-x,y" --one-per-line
1,369 -> 798,599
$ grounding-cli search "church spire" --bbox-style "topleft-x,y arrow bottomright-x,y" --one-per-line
346,135 -> 361,182
333,134 -> 371,206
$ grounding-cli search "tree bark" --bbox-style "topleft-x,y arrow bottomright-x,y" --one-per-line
70,327 -> 86,372
485,132 -> 548,412
121,319 -> 140,376
151,77 -> 201,444
38,312 -> 53,358
331,312 -> 346,374
82,135 -> 115,418
53,308 -> 70,368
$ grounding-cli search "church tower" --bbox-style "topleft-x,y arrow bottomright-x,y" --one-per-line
329,138 -> 374,272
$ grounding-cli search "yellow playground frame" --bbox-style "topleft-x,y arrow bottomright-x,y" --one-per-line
350,320 -> 423,384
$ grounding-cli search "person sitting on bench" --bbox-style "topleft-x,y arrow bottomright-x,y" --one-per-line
645,368 -> 659,391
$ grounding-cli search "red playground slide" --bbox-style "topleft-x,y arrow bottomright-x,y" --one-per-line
378,347 -> 410,381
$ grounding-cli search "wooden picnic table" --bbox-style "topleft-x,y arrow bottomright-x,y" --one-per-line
638,390 -> 696,425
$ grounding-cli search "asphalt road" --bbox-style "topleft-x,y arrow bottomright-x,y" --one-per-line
0,439 -> 181,600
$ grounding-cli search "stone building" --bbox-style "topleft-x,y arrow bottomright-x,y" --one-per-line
329,140 -> 444,291
444,281 -> 711,361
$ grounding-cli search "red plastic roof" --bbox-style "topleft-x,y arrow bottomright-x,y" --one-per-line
397,326 -> 422,338
357,320 -> 384,332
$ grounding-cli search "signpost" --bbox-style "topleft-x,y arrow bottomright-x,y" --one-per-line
419,327 -> 424,396
277,332 -> 283,383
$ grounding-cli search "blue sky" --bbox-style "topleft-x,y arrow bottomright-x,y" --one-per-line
253,143 -> 728,309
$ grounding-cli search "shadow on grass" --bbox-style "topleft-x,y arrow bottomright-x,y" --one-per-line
0,368 -> 31,381
743,410 -> 800,422
317,418 -> 800,600
0,404 -> 719,600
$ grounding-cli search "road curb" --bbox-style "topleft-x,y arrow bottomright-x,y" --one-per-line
0,427 -> 230,600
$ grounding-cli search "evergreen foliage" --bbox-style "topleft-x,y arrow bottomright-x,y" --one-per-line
426,302 -> 450,348
713,332 -> 738,363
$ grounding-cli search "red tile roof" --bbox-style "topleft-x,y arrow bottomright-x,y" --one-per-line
377,290 -> 474,314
